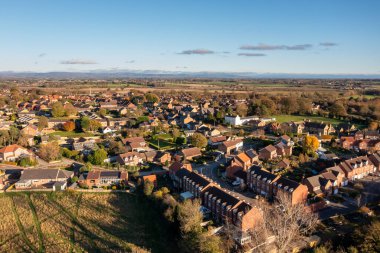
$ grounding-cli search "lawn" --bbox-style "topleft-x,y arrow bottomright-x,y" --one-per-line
272,115 -> 345,125
152,133 -> 173,141
0,192 -> 178,253
148,139 -> 175,150
49,131 -> 96,138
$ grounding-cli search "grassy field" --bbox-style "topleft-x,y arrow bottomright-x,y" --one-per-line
49,131 -> 96,138
0,192 -> 178,253
347,95 -> 379,99
272,115 -> 345,125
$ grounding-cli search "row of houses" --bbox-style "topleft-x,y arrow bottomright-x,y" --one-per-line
304,154 -> 379,196
173,168 -> 262,245
340,130 -> 380,152
8,167 -> 129,190
247,166 -> 308,205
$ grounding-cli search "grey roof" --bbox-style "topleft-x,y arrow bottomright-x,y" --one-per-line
19,169 -> 73,181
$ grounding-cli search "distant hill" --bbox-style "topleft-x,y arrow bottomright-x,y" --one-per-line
1,70 -> 380,79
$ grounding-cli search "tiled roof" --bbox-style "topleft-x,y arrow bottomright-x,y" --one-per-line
0,144 -> 26,154
206,186 -> 240,207
250,166 -> 277,182
185,171 -> 212,188
274,177 -> 300,191
181,147 -> 201,157
19,169 -> 73,181
261,144 -> 276,153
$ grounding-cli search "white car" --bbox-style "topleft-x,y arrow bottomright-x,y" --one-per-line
232,180 -> 241,186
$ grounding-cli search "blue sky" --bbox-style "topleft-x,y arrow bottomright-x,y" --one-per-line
0,0 -> 379,74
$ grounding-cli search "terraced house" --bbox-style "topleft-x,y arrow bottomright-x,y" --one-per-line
247,166 -> 308,205
329,156 -> 375,181
175,170 -> 262,245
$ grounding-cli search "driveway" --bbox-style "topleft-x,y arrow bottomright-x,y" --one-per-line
318,199 -> 358,220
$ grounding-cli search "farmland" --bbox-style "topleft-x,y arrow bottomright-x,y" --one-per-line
0,192 -> 178,253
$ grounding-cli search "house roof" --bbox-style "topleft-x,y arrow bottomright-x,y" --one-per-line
321,171 -> 337,181
339,156 -> 373,173
260,144 -> 276,153
273,176 -> 300,192
169,161 -> 183,172
369,152 -> 380,166
209,136 -> 227,143
236,152 -> 250,164
181,147 -> 201,157
0,144 -> 28,154
143,174 -> 157,183
185,171 -> 212,188
206,186 -> 240,207
250,166 -> 278,182
19,169 -> 73,181
122,137 -> 145,144
176,168 -> 191,178
245,149 -> 258,159
277,159 -> 290,169
221,139 -> 243,148
118,151 -> 144,159
100,171 -> 123,178
325,165 -> 345,177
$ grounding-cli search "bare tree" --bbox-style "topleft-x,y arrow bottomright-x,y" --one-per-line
251,193 -> 318,253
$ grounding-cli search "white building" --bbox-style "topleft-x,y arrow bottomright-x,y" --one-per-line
224,115 -> 275,126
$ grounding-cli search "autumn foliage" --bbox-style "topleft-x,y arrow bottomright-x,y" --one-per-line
63,121 -> 75,131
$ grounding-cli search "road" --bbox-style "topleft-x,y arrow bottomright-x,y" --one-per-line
318,176 -> 380,220
193,160 -> 258,205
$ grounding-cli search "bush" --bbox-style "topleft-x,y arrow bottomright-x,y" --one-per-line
71,176 -> 78,183
17,157 -> 37,167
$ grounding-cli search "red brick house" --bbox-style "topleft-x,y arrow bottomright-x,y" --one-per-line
304,174 -> 334,196
247,166 -> 279,197
272,176 -> 308,205
336,156 -> 375,181
175,170 -> 263,245
369,152 -> 380,171
218,139 -> 243,155
324,165 -> 348,187
79,170 -> 128,188
247,166 -> 308,205
258,145 -> 277,161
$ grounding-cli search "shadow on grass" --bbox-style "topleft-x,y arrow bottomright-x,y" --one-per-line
102,192 -> 179,253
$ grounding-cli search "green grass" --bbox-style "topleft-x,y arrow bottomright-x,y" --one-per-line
272,114 -> 345,125
148,139 -> 175,150
0,192 -> 179,253
347,95 -> 379,99
152,133 -> 173,141
49,131 -> 96,138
